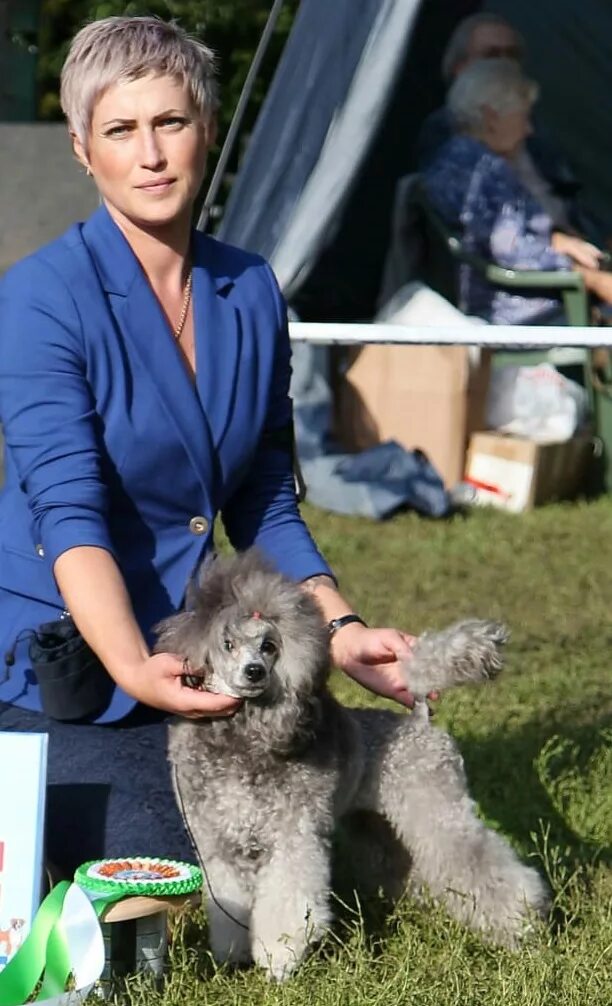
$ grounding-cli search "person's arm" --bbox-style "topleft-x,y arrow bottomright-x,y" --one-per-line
551,232 -> 603,270
0,258 -> 238,718
221,263 -> 333,582
573,264 -> 612,304
53,546 -> 240,717
221,264 -> 418,706
300,574 -> 416,706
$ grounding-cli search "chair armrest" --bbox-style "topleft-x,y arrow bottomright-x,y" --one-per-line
418,187 -> 589,324
483,264 -> 584,290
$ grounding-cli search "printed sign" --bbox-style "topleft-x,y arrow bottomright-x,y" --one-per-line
0,731 -> 48,972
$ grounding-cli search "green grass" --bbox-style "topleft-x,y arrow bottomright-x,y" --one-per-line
109,498 -> 612,1006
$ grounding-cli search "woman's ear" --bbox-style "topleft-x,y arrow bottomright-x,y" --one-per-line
70,130 -> 91,175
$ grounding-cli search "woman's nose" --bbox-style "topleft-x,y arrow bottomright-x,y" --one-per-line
138,128 -> 166,169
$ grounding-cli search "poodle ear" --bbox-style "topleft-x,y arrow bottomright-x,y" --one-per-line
191,551 -> 219,596
184,574 -> 200,612
153,610 -> 196,654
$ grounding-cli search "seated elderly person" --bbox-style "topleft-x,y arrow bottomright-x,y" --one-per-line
423,59 -> 612,324
417,13 -> 580,238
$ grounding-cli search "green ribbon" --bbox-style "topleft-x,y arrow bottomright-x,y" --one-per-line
0,882 -> 70,1006
0,883 -> 121,1006
0,857 -> 201,1005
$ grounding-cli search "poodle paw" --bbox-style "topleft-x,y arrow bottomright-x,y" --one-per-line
470,863 -> 551,950
253,940 -> 302,982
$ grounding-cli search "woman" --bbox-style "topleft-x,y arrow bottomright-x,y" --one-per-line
423,58 -> 612,324
0,16 -> 417,874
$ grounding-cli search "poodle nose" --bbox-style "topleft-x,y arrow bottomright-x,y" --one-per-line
244,662 -> 266,683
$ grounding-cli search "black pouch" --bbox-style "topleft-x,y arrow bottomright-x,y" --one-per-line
28,617 -> 114,722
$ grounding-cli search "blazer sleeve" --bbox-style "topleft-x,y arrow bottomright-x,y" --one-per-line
0,256 -> 116,567
221,264 -> 334,583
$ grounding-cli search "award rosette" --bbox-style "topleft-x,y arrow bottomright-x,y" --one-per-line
74,857 -> 202,897
0,858 -> 201,1006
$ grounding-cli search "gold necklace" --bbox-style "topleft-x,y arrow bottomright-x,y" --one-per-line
173,269 -> 193,340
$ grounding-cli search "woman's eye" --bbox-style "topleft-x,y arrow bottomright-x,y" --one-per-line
224,639 -> 234,653
160,116 -> 187,129
105,125 -> 130,138
260,639 -> 277,656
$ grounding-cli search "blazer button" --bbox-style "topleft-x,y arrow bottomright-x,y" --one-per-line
35,544 -> 45,558
189,516 -> 209,536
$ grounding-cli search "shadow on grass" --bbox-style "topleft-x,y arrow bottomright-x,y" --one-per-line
457,711 -> 612,869
328,710 -> 612,948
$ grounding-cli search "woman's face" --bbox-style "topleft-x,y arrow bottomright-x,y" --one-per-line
482,101 -> 532,158
74,73 -> 214,234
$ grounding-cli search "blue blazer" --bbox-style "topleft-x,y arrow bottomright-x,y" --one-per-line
0,205 -> 331,722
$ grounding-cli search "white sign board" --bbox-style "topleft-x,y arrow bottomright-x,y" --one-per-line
0,731 -> 48,971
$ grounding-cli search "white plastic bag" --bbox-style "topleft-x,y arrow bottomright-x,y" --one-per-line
486,363 -> 589,443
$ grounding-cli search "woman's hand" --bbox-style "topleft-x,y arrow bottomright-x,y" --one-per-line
331,622 -> 418,707
115,652 -> 242,719
552,232 -> 603,270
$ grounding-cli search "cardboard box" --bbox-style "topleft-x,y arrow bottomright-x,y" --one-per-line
334,345 -> 491,488
0,732 -> 48,971
464,431 -> 594,512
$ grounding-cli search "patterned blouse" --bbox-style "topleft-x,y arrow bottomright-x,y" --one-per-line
423,135 -> 572,324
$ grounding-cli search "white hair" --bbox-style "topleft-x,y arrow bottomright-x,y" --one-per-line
441,12 -> 525,84
60,15 -> 219,148
448,58 -> 538,135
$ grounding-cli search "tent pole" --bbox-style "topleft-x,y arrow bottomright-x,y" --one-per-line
197,0 -> 287,232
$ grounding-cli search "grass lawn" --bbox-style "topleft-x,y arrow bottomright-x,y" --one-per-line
112,497 -> 612,1006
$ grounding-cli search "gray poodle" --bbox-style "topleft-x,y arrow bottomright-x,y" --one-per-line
156,550 -> 548,980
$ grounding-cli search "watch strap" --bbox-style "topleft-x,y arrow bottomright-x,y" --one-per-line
327,614 -> 368,637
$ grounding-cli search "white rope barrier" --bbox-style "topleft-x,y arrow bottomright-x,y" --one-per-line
288,322 -> 612,348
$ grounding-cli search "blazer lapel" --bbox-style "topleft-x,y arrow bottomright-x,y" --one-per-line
193,234 -> 240,451
82,206 -> 216,494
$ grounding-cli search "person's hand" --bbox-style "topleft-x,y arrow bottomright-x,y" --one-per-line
114,652 -> 242,719
331,623 -> 421,707
552,232 -> 603,270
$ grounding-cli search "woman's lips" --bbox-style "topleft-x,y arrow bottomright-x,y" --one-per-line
136,179 -> 175,193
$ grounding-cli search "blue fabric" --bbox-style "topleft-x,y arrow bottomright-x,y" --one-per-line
423,134 -> 572,324
0,701 -> 196,875
291,342 -> 451,520
301,442 -> 451,520
0,205 -> 331,721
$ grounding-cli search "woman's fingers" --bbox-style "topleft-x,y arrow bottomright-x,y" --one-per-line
120,651 -> 242,718
179,689 -> 243,719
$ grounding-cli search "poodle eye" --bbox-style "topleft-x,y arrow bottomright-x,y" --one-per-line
260,638 -> 277,656
224,638 -> 234,653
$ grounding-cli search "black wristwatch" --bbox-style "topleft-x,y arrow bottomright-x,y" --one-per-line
327,614 -> 368,637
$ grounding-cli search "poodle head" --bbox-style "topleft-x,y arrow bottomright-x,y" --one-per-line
154,549 -> 331,703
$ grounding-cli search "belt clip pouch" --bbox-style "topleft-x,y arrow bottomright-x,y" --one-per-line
28,617 -> 114,721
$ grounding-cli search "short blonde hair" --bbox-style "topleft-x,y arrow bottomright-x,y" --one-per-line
448,58 -> 538,134
60,16 -> 218,147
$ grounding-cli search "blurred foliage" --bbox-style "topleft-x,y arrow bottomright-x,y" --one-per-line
37,0 -> 300,197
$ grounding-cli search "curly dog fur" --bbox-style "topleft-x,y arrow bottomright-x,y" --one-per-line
156,550 -> 549,980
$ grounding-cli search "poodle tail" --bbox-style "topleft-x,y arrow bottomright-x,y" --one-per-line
403,619 -> 508,699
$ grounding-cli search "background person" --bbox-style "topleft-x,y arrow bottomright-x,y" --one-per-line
0,16 -> 418,876
422,59 -> 612,324
417,12 -> 586,239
